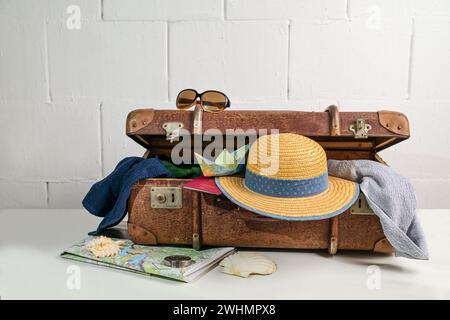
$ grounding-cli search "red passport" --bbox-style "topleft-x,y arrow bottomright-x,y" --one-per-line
183,176 -> 222,195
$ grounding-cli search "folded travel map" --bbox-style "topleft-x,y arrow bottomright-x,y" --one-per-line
61,236 -> 235,282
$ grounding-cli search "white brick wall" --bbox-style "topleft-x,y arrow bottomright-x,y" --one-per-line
289,19 -> 411,100
103,0 -> 224,21
169,20 -> 288,100
47,181 -> 93,208
47,20 -> 168,102
101,102 -> 146,174
0,102 -> 101,180
410,18 -> 450,100
226,0 -> 346,20
0,0 -> 449,209
0,20 -> 47,101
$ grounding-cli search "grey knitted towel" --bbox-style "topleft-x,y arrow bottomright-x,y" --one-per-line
328,160 -> 429,260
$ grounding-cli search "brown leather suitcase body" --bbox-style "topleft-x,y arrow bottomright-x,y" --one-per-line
126,106 -> 410,254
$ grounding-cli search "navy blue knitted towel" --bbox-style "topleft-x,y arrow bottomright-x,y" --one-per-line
83,157 -> 174,235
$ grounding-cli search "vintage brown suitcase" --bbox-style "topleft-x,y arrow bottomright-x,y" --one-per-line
126,105 -> 410,254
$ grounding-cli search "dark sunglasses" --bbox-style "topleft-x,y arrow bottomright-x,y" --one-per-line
176,89 -> 230,113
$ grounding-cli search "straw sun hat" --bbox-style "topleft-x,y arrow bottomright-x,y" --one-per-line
215,133 -> 360,220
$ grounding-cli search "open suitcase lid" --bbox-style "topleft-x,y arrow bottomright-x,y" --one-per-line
125,106 -> 410,154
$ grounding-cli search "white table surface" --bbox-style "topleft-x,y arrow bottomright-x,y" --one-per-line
0,209 -> 449,300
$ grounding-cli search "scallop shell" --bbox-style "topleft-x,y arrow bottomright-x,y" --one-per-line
219,252 -> 277,278
85,236 -> 125,258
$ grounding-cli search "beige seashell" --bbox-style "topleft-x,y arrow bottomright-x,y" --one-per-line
85,236 -> 125,258
219,252 -> 277,278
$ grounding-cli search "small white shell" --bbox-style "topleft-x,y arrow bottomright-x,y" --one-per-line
85,236 -> 125,258
219,252 -> 277,278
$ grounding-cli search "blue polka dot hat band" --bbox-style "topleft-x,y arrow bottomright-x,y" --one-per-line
244,169 -> 328,198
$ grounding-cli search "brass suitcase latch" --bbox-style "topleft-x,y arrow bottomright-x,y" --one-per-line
150,187 -> 183,209
162,122 -> 184,143
349,118 -> 372,139
349,193 -> 374,215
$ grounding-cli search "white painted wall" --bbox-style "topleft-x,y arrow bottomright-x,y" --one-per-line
0,0 -> 449,209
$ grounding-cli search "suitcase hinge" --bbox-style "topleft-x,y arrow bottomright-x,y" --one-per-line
349,118 -> 372,139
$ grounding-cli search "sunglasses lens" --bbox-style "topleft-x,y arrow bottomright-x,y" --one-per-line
201,91 -> 228,112
176,89 -> 197,109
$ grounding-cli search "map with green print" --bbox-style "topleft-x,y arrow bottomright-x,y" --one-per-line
61,236 -> 235,282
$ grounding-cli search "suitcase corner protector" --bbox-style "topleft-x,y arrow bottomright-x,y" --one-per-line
127,222 -> 158,245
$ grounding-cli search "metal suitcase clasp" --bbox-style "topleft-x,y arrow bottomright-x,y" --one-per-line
349,118 -> 372,139
162,122 -> 184,143
150,187 -> 183,209
349,193 -> 374,215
